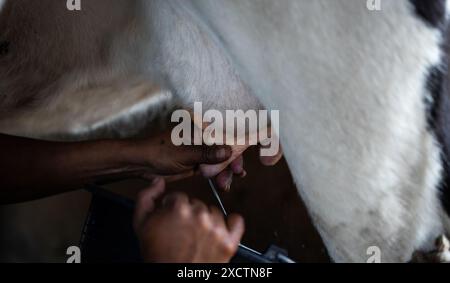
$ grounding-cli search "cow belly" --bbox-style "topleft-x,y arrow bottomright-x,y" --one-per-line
178,0 -> 448,261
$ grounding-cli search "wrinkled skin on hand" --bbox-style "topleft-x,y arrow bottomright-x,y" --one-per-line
198,127 -> 283,190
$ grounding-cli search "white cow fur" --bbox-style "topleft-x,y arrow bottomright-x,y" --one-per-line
0,0 -> 450,262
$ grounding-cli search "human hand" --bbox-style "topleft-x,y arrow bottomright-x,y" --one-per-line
200,129 -> 283,191
134,178 -> 245,263
127,131 -> 232,181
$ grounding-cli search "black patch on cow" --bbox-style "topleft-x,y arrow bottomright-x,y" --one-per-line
426,63 -> 450,216
0,40 -> 9,56
410,0 -> 447,29
425,67 -> 444,128
440,148 -> 450,218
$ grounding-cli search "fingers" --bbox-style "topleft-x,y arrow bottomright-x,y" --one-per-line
191,198 -> 208,214
225,214 -> 245,253
230,156 -> 244,176
207,207 -> 243,259
209,206 -> 225,224
199,145 -> 249,178
162,192 -> 190,209
182,145 -> 232,166
215,168 -> 234,191
200,162 -> 229,179
202,146 -> 233,164
211,155 -> 246,191
134,178 -> 166,232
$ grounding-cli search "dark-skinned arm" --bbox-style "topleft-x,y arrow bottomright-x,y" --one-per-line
0,133 -> 231,204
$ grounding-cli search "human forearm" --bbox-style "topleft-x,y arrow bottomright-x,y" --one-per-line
0,135 -> 142,204
0,132 -> 232,204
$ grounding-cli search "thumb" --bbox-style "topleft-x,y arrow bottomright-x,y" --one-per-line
226,214 -> 245,251
181,145 -> 232,165
133,178 -> 166,232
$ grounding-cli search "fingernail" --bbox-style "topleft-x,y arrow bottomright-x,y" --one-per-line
225,179 -> 233,192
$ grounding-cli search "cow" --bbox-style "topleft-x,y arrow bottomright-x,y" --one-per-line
0,0 -> 449,262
